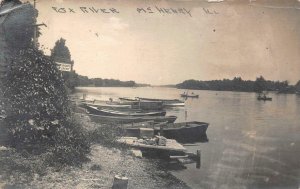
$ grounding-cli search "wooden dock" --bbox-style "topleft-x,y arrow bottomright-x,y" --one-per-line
117,137 -> 187,153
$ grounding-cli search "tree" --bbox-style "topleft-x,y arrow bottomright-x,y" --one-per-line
51,38 -> 78,91
51,38 -> 72,64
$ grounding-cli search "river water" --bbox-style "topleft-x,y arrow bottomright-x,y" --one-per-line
75,87 -> 300,189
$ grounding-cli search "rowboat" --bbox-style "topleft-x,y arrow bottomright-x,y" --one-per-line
88,114 -> 177,124
163,102 -> 185,107
84,105 -> 166,117
107,99 -> 136,105
180,93 -> 199,98
85,103 -> 133,110
135,100 -> 163,110
137,97 -> 185,107
257,96 -> 272,101
257,93 -> 272,101
137,97 -> 184,104
118,98 -> 164,110
119,97 -> 138,102
125,121 -> 209,143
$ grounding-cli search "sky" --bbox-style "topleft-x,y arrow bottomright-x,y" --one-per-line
29,0 -> 300,85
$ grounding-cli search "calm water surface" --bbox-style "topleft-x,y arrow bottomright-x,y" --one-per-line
75,87 -> 300,189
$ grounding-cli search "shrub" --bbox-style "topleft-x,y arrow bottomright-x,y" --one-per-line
2,48 -> 90,165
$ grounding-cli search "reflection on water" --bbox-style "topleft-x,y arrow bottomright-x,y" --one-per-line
75,87 -> 300,189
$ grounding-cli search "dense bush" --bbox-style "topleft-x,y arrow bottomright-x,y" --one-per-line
2,48 -> 90,165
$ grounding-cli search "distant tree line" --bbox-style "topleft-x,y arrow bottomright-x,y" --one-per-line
176,76 -> 300,94
77,75 -> 137,87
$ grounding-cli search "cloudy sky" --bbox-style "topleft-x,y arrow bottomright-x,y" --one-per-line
32,0 -> 300,85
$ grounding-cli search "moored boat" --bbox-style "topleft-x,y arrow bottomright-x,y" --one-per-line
84,102 -> 134,110
163,102 -> 185,107
137,97 -> 185,107
119,97 -> 138,102
136,100 -> 163,110
88,114 -> 177,124
125,121 -> 209,143
137,97 -> 184,104
84,105 -> 166,117
118,98 -> 164,110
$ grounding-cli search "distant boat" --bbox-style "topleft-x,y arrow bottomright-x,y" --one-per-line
257,93 -> 272,101
125,121 -> 209,143
257,96 -> 272,101
88,114 -> 177,124
84,105 -> 166,117
180,92 -> 199,98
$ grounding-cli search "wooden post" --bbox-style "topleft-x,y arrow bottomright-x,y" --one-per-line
112,175 -> 128,189
196,150 -> 201,169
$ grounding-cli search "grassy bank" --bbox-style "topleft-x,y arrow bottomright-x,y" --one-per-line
0,114 -> 190,189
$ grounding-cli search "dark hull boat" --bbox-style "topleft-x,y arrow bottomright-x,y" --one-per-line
257,96 -> 272,101
126,121 -> 209,143
180,94 -> 199,98
88,114 -> 177,124
84,105 -> 166,117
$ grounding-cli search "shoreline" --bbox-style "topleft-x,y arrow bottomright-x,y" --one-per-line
75,86 -> 299,95
0,113 -> 191,189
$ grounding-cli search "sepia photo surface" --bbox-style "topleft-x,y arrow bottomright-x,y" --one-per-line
0,0 -> 300,188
